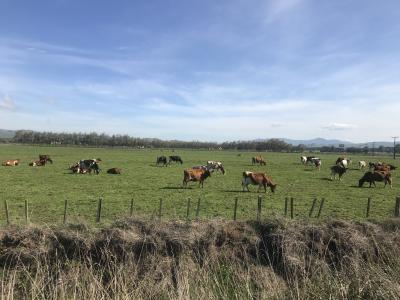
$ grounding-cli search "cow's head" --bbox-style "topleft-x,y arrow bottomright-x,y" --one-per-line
270,183 -> 277,193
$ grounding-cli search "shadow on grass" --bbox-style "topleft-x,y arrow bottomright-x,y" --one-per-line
160,186 -> 192,190
319,178 -> 333,181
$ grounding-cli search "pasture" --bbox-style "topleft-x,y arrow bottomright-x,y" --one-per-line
0,144 -> 399,225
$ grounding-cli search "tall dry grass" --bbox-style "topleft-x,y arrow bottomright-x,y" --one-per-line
1,218 -> 400,299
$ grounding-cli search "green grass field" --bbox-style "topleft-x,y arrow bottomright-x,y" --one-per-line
0,144 -> 399,225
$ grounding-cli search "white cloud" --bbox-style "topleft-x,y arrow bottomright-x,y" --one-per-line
323,123 -> 357,131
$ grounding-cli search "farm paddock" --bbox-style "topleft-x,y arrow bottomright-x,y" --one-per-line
0,144 -> 399,225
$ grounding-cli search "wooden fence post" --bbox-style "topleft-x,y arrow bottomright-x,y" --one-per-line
130,198 -> 134,217
186,198 -> 191,221
4,200 -> 9,225
195,198 -> 201,220
257,195 -> 262,221
233,197 -> 238,221
96,198 -> 102,223
63,199 -> 68,224
317,198 -> 325,218
309,198 -> 317,218
158,198 -> 163,220
290,197 -> 294,219
366,197 -> 371,218
284,197 -> 288,217
24,200 -> 29,224
395,197 -> 400,217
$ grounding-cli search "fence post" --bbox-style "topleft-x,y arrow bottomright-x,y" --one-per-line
309,198 -> 317,218
233,197 -> 238,221
366,197 -> 371,218
158,198 -> 163,220
24,200 -> 29,224
395,197 -> 400,217
317,198 -> 325,218
196,198 -> 201,220
96,198 -> 102,223
186,198 -> 191,221
4,200 -> 9,225
130,198 -> 134,217
257,195 -> 262,221
63,199 -> 68,224
290,197 -> 294,219
284,197 -> 288,217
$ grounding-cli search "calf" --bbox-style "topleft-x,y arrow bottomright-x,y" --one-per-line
330,165 -> 347,180
242,171 -> 277,193
183,168 -> 211,188
359,171 -> 392,188
29,159 -> 46,167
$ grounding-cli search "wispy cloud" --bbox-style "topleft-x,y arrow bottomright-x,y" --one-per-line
0,95 -> 16,111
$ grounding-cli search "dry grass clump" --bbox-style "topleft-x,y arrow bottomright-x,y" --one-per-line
1,218 -> 400,299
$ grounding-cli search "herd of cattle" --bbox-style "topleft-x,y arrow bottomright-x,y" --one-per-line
1,153 -> 396,191
300,155 -> 395,188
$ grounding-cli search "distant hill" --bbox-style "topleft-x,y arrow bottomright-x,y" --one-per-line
0,129 -> 15,139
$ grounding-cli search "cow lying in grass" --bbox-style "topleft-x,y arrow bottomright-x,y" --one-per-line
242,171 -> 277,193
183,168 -> 211,188
107,168 -> 122,174
29,159 -> 46,167
2,159 -> 20,166
359,171 -> 392,188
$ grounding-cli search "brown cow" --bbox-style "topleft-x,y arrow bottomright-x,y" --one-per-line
252,156 -> 266,166
2,159 -> 20,166
242,171 -> 277,193
107,168 -> 122,174
183,168 -> 211,188
359,171 -> 392,188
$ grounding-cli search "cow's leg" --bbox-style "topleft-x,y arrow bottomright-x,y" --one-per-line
263,183 -> 267,193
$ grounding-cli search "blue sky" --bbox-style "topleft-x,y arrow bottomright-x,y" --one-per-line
0,0 -> 399,142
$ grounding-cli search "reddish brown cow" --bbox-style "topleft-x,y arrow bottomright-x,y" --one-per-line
242,171 -> 277,193
359,171 -> 392,188
183,168 -> 211,188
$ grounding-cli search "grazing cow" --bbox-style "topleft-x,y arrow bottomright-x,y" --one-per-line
183,168 -> 211,188
29,159 -> 46,167
2,159 -> 20,166
39,154 -> 53,164
300,156 -> 307,164
107,168 -> 122,174
359,171 -> 392,188
156,156 -> 168,166
252,156 -> 266,166
330,165 -> 347,180
358,161 -> 367,169
242,171 -> 277,193
312,158 -> 321,170
206,161 -> 226,174
169,155 -> 183,165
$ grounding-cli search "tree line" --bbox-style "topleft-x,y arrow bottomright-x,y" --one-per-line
10,130 -> 305,151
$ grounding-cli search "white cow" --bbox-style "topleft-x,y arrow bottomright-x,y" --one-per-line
358,161 -> 367,170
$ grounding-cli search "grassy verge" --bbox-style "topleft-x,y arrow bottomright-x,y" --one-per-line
1,218 -> 400,299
